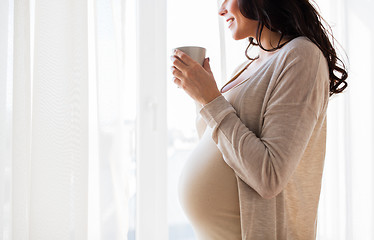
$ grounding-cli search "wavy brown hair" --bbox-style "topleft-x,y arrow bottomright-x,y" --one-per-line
238,0 -> 348,96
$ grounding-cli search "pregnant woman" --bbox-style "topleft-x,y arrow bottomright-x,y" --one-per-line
170,0 -> 348,239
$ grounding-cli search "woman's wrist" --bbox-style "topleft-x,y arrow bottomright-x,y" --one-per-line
201,92 -> 222,107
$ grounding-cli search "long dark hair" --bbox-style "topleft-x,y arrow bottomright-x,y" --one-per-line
238,0 -> 348,96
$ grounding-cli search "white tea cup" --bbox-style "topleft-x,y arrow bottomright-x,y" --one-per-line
173,46 -> 206,66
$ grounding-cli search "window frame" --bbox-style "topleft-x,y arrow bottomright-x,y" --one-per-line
136,0 -> 168,239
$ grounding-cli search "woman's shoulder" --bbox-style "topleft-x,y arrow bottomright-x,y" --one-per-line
282,36 -> 322,58
270,36 -> 324,71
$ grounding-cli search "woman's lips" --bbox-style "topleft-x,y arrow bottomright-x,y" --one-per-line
227,18 -> 234,28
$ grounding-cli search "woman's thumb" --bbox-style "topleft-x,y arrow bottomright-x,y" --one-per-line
203,57 -> 212,73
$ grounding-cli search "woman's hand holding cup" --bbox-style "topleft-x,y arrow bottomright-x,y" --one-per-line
170,46 -> 222,106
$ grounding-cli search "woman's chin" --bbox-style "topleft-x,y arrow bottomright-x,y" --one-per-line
231,33 -> 246,41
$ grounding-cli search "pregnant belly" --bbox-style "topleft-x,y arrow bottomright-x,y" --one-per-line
178,128 -> 241,239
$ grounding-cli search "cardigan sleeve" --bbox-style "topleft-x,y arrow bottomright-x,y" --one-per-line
199,49 -> 329,199
194,60 -> 249,140
194,100 -> 206,139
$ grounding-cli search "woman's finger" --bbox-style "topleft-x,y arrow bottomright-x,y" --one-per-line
170,55 -> 187,71
173,77 -> 182,88
173,49 -> 195,66
170,66 -> 184,80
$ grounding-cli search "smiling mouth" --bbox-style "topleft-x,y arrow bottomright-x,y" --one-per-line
227,18 -> 234,28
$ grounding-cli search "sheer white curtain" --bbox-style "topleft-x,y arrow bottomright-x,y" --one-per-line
0,0 -> 138,239
3,0 -> 89,238
315,0 -> 374,239
0,0 -> 13,238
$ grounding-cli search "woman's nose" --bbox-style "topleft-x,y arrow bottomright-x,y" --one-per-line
218,6 -> 227,16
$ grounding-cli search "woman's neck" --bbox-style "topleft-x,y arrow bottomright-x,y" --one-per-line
257,27 -> 291,60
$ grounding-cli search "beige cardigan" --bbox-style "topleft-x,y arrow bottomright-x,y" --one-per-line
195,37 -> 329,239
